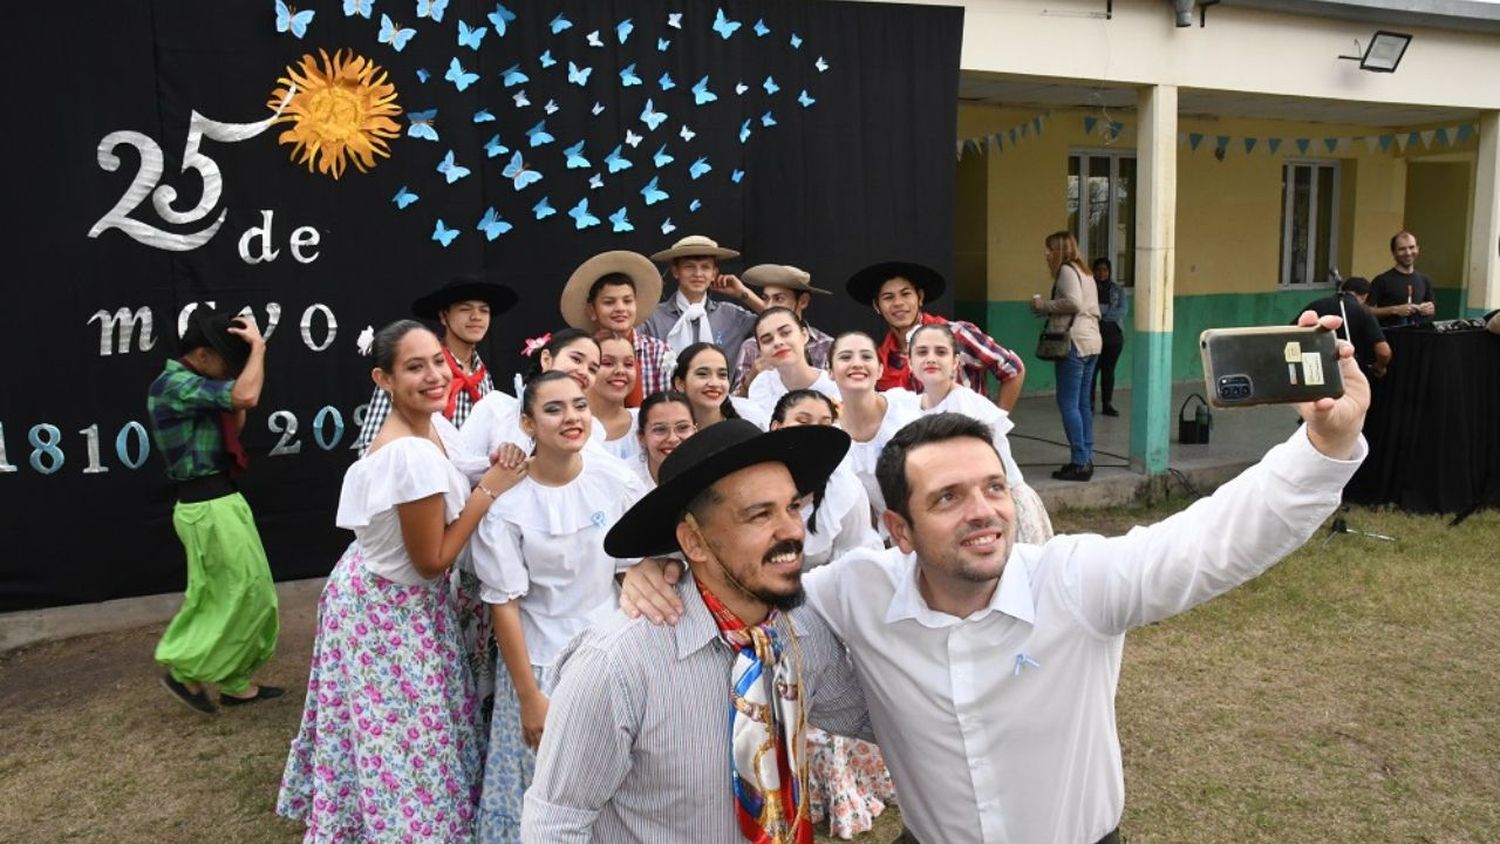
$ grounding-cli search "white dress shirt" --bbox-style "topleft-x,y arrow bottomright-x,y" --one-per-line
745,367 -> 842,418
803,427 -> 1365,843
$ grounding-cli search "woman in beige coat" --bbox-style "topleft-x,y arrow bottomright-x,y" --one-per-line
1030,231 -> 1102,481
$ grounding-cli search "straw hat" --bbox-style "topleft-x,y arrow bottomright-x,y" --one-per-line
743,263 -> 831,295
559,250 -> 663,330
649,234 -> 741,263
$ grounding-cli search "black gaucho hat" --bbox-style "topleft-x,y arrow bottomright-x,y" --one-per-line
844,261 -> 946,306
411,274 -> 519,320
180,308 -> 252,377
604,419 -> 851,558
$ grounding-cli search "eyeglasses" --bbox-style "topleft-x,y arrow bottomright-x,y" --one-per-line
645,423 -> 696,438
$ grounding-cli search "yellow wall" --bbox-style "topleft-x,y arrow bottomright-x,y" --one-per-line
1404,161 -> 1473,289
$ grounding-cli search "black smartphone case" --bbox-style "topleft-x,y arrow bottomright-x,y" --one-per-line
1199,327 -> 1344,408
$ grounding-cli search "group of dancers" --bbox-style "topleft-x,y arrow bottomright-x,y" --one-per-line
271,234 -> 1054,842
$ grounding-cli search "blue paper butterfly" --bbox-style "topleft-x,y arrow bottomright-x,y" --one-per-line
731,169 -> 745,183
568,61 -> 592,86
657,37 -> 670,52
416,68 -> 430,83
563,140 -> 591,169
445,58 -> 478,92
526,120 -> 554,147
689,157 -> 711,180
659,72 -> 675,91
457,20 -> 486,49
640,99 -> 667,131
416,0 -> 447,22
816,57 -> 829,72
763,76 -> 780,95
501,64 -> 528,87
790,32 -> 803,49
586,30 -> 604,48
484,134 -> 509,158
569,198 -> 600,230
477,207 -> 512,240
667,11 -> 682,28
533,196 -> 556,219
640,176 -> 669,205
798,90 -> 816,108
739,119 -> 752,143
589,173 -> 604,189
620,64 -> 642,86
548,13 -> 571,34
761,111 -> 776,127
603,145 -> 633,174
689,198 -> 702,212
512,90 -> 530,107
712,7 -> 740,39
609,207 -> 634,233
692,76 -> 717,105
342,0 -> 372,19
502,151 -> 543,190
391,185 -> 419,209
652,144 -> 674,168
592,102 -> 605,115
379,14 -> 415,51
275,0 -> 315,38
661,217 -> 676,235
406,109 -> 438,141
617,19 -> 633,43
432,219 -> 459,247
473,109 -> 495,123
487,2 -> 515,35
753,19 -> 769,37
436,150 -> 470,184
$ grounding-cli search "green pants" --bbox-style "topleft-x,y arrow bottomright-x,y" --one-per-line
154,492 -> 279,695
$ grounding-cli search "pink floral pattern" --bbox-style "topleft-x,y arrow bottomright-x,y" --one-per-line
277,546 -> 484,842
806,728 -> 897,839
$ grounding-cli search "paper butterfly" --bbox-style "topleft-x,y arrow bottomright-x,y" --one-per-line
513,90 -> 530,108
624,130 -> 643,148
379,14 -> 415,50
446,58 -> 478,91
798,90 -> 816,108
484,135 -> 509,158
342,0 -> 371,19
689,156 -> 711,180
548,13 -> 571,34
356,325 -> 375,356
436,150 -> 470,183
487,2 -> 515,35
609,207 -> 634,233
544,99 -> 559,115
563,140 -> 590,169
679,125 -> 696,142
275,1 -> 315,38
416,68 -> 430,83
661,217 -> 676,235
501,65 -> 528,87
432,219 -> 459,247
689,198 -> 702,212
592,102 -> 605,116
753,19 -> 769,37
692,76 -> 717,105
790,33 -> 803,48
533,196 -> 556,219
502,151 -> 543,190
473,109 -> 495,123
712,7 -> 740,39
667,11 -> 682,29
640,99 -> 667,131
652,144 -> 673,168
457,20 -> 486,49
739,119 -> 752,143
764,76 -> 780,95
735,82 -> 748,95
617,19 -> 633,43
589,173 -> 604,189
391,185 -> 419,209
477,207 -> 512,240
568,62 -> 592,86
417,0 -> 447,23
539,49 -> 556,68
641,176 -> 669,205
761,111 -> 776,127
406,108 -> 438,141
603,145 -> 633,174
620,64 -> 642,86
731,169 -> 745,183
815,56 -> 829,72
526,120 -> 554,147
657,37 -> 670,51
659,72 -> 676,91
586,30 -> 604,47
569,197 -> 600,230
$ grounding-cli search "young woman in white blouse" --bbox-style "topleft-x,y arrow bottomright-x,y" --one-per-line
471,371 -> 643,842
278,321 -> 528,841
670,342 -> 770,430
827,331 -> 923,525
458,330 -> 604,470
632,390 -> 697,491
908,322 -> 1054,544
586,333 -> 641,465
745,306 -> 841,416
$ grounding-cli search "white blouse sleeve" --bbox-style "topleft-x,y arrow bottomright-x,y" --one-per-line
831,479 -> 882,561
336,438 -> 458,529
471,511 -> 529,605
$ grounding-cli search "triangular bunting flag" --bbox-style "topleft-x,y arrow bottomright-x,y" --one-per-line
1420,129 -> 1436,148
1019,123 -> 1029,139
1457,125 -> 1474,143
1189,132 -> 1204,151
1268,138 -> 1283,155
1295,138 -> 1311,155
1435,127 -> 1450,146
1084,116 -> 1098,135
1407,132 -> 1421,149
1033,116 -> 1043,135
1379,134 -> 1394,152
1363,136 -> 1379,154
1323,138 -> 1338,153
1215,135 -> 1230,152
1009,127 -> 1017,145
1395,133 -> 1410,152
992,133 -> 1003,152
1110,121 -> 1124,138
955,140 -> 964,159
1243,137 -> 1258,154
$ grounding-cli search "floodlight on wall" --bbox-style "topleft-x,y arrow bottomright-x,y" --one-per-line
1339,31 -> 1412,73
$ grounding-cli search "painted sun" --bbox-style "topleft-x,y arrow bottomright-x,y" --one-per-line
268,48 -> 401,179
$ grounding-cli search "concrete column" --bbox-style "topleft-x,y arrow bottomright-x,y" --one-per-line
1467,110 -> 1500,317
1130,84 -> 1178,475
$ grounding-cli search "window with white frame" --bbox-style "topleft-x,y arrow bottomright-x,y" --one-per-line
1067,151 -> 1136,286
1279,161 -> 1340,286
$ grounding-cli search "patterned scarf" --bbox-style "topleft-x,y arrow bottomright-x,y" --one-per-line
442,346 -> 487,421
699,585 -> 812,844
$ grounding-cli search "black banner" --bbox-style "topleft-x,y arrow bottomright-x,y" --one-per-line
0,0 -> 962,610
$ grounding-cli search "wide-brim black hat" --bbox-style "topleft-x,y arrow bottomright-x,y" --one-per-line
604,419 -> 851,558
845,261 -> 946,306
411,274 -> 519,320
182,308 -> 251,377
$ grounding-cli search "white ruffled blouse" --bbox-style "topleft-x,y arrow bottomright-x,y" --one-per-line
924,385 -> 1026,486
335,436 -> 470,586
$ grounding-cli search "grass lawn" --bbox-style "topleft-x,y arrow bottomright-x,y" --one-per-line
1,504 -> 1496,842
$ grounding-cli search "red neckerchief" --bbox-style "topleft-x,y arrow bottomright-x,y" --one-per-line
218,413 -> 249,478
875,312 -> 946,391
442,347 -> 487,420
622,328 -> 645,408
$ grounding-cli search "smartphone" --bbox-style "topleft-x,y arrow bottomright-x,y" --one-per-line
1199,326 -> 1343,408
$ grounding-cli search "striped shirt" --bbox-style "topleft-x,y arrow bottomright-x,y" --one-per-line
876,312 -> 1025,394
633,331 -> 676,397
521,572 -> 873,842
353,349 -> 492,456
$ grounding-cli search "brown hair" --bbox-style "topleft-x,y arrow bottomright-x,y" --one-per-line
1045,231 -> 1090,279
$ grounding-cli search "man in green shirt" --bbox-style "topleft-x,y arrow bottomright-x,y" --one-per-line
146,309 -> 281,714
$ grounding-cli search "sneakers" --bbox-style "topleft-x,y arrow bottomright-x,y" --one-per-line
1101,405 -> 1120,417
160,673 -> 217,715
220,685 -> 287,707
1051,462 -> 1095,482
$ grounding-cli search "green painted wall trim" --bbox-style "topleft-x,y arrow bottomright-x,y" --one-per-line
1129,329 -> 1173,475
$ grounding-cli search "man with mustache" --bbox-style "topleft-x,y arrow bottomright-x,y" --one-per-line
521,420 -> 872,841
620,314 -> 1370,842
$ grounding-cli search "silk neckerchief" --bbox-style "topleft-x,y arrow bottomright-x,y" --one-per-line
442,346 -> 487,421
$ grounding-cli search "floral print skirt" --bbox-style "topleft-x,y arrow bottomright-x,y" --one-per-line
807,728 -> 897,839
1013,481 -> 1055,545
277,545 -> 484,842
477,660 -> 559,843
